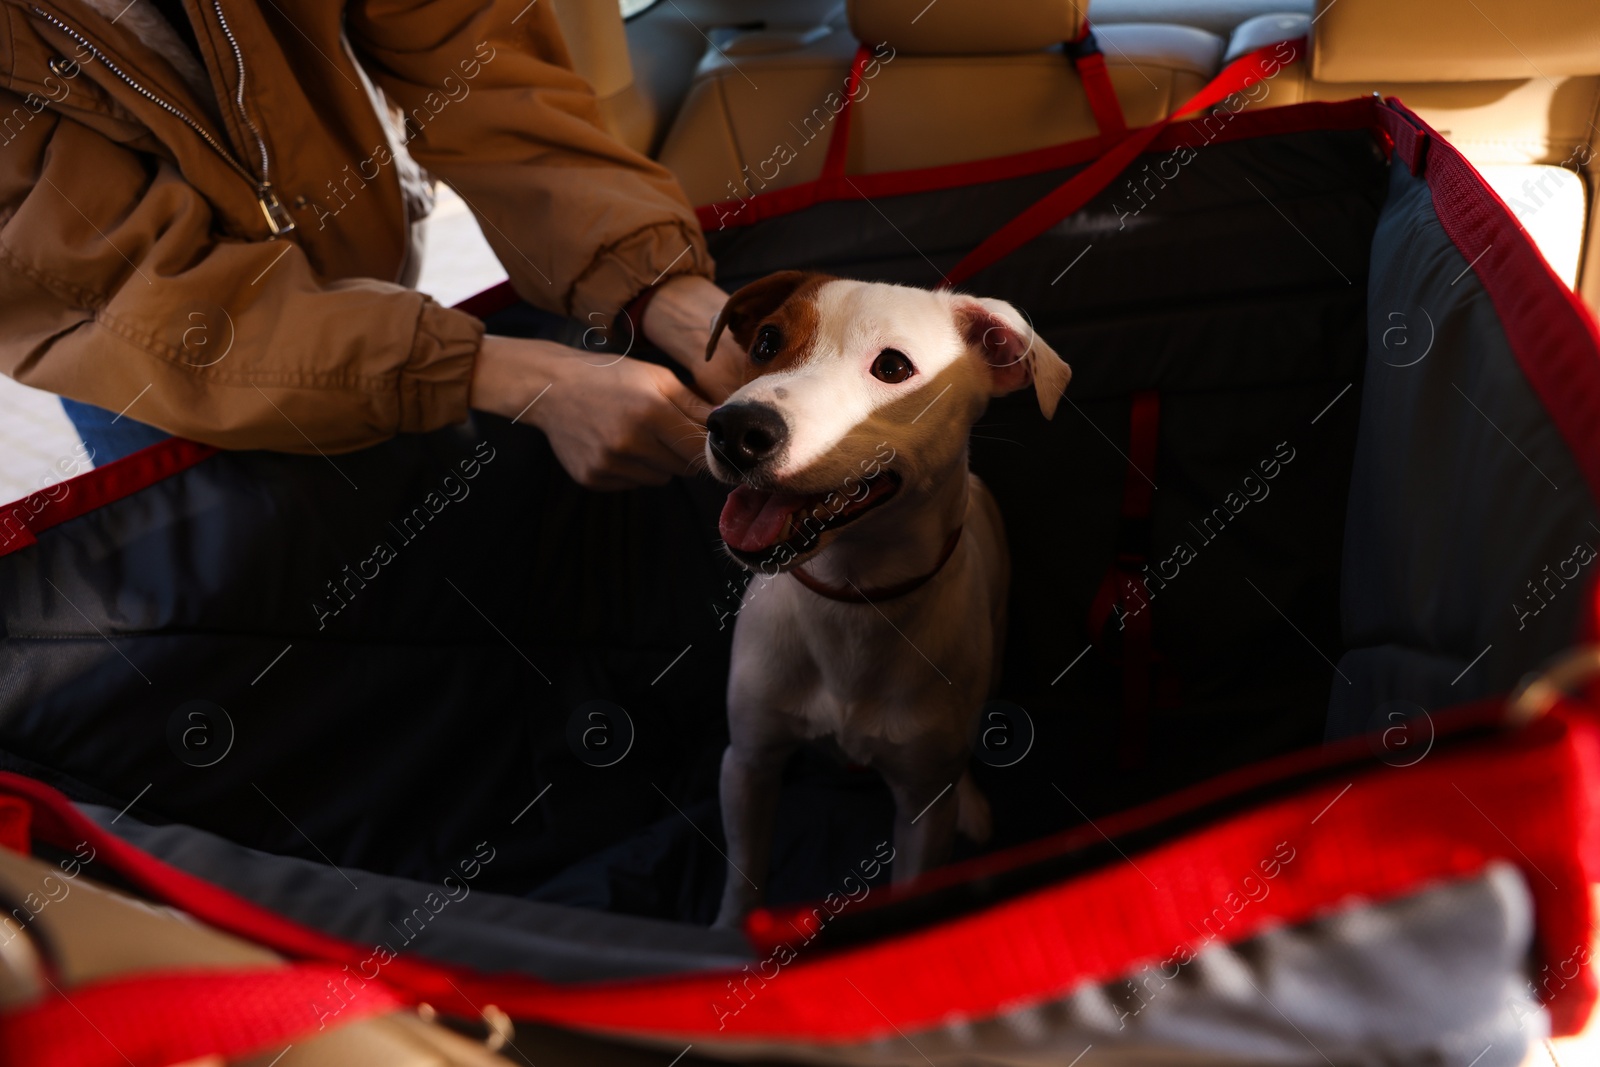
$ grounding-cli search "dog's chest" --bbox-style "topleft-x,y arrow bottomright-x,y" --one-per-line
728,567 -> 991,755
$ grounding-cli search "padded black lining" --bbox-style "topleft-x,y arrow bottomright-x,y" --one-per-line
1331,159 -> 1600,738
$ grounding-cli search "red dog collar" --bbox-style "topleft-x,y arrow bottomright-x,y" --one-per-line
791,526 -> 964,603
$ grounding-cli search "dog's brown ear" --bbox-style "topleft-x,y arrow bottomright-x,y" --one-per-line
956,297 -> 1072,418
706,271 -> 824,361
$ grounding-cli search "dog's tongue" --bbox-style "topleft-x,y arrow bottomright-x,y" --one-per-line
720,486 -> 814,553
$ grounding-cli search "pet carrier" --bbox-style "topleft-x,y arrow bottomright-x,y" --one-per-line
1,36 -> 1598,1067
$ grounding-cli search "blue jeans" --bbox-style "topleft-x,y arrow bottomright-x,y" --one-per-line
61,398 -> 170,466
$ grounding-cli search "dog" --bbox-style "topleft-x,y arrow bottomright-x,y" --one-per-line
702,271 -> 1070,927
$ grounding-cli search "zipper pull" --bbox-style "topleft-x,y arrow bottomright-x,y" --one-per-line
257,184 -> 296,236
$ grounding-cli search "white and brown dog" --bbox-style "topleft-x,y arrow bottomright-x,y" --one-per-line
703,272 -> 1070,927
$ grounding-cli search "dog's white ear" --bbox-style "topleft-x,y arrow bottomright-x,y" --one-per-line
955,297 -> 1071,419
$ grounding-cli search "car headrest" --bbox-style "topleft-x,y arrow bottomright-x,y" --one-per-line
846,0 -> 1087,54
1311,0 -> 1600,81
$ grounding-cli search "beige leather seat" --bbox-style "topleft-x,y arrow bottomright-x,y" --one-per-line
656,0 -> 1228,208
1223,0 -> 1599,294
624,0 -> 850,155
1226,7 -> 1599,168
545,0 -> 851,157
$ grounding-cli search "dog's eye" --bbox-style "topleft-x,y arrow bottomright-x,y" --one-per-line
871,348 -> 915,384
751,325 -> 783,363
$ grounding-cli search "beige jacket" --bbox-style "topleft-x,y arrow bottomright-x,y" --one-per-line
0,0 -> 713,452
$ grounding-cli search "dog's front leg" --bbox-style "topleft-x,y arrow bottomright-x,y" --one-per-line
715,739 -> 793,927
885,758 -> 968,884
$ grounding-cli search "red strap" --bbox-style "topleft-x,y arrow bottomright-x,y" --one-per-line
1084,391 -> 1162,767
1068,25 -> 1128,138
0,965 -> 404,1067
820,45 -> 877,187
1074,51 -> 1127,137
943,38 -> 1305,288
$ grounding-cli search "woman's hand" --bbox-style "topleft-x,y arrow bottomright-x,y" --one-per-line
470,335 -> 712,490
640,274 -> 748,404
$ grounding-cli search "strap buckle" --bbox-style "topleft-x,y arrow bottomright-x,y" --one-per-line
1065,29 -> 1102,61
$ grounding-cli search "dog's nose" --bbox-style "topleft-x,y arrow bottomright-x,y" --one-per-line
707,402 -> 788,471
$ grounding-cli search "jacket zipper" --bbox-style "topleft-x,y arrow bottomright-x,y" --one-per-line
30,5 -> 296,236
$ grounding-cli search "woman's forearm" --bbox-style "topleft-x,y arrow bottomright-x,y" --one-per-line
642,275 -> 747,403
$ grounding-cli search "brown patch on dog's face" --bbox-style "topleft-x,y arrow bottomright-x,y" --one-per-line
706,271 -> 837,373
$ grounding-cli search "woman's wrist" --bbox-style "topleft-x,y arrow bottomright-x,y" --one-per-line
469,334 -> 563,427
641,274 -> 723,368
641,274 -> 748,403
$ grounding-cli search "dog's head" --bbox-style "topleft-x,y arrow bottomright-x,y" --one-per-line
704,271 -> 1070,571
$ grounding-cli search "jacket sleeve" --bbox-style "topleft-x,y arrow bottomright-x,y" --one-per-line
0,96 -> 483,454
346,0 -> 714,324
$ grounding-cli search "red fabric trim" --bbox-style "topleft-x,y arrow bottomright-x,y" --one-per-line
1376,102 -> 1600,506
0,438 -> 218,558
0,774 -> 388,964
1382,105 -> 1429,175
0,965 -> 402,1067
2,696 -> 1593,1039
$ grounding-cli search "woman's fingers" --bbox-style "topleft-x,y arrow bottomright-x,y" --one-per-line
485,343 -> 724,491
655,379 -> 715,469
